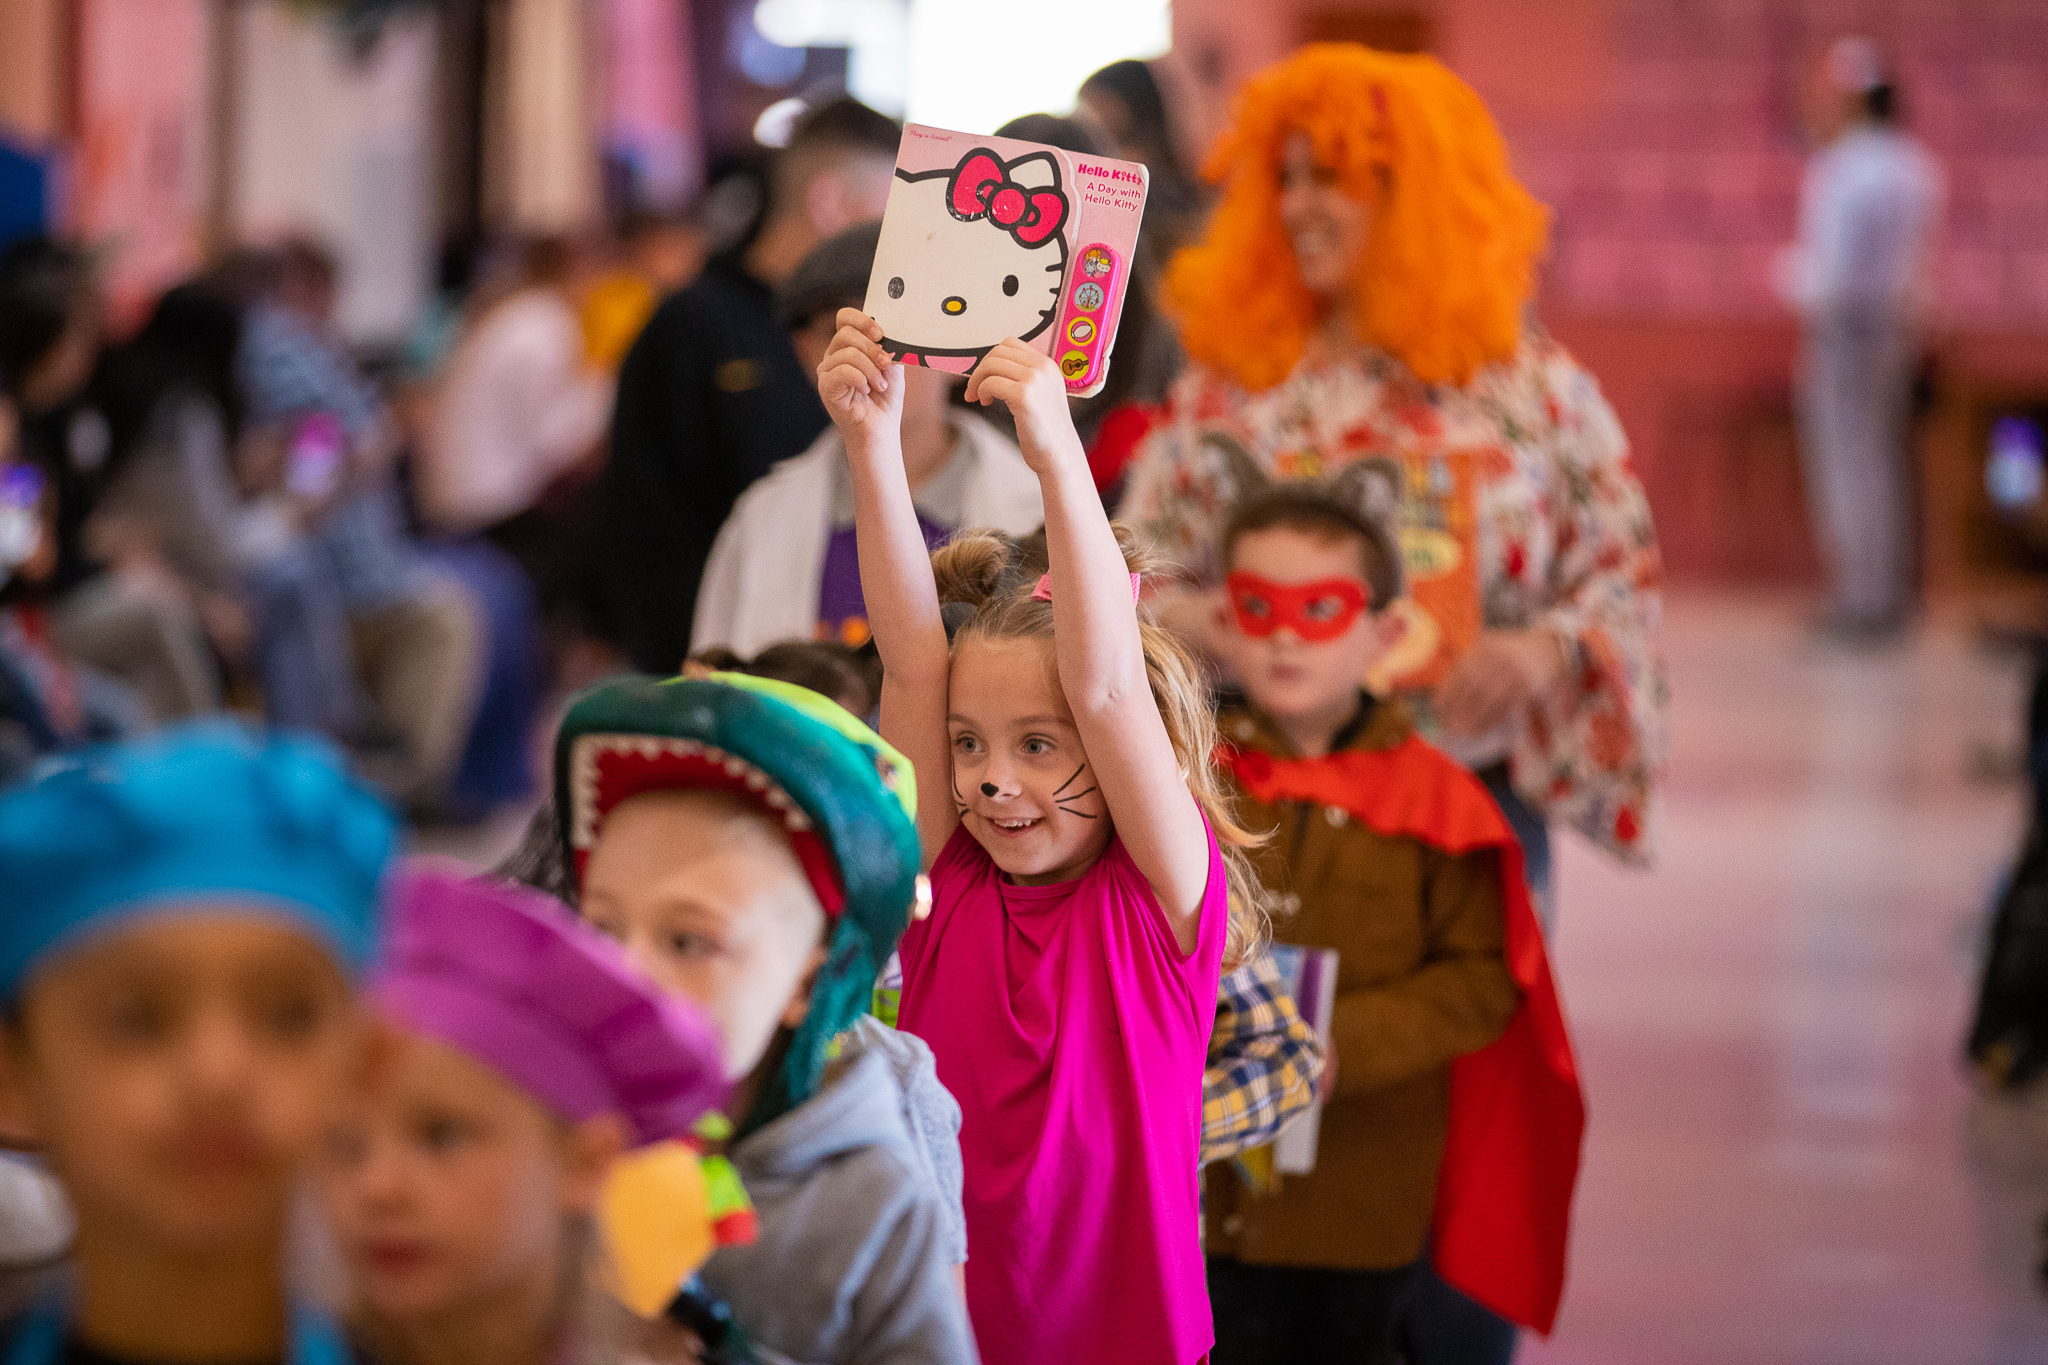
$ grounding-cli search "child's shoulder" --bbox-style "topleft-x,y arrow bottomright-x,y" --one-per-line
746,1041 -> 928,1199
841,1015 -> 953,1127
1384,730 -> 1491,795
1344,735 -> 1514,863
734,1030 -> 965,1258
926,821 -> 994,902
1100,818 -> 1222,889
709,1060 -> 969,1360
1222,700 -> 1508,851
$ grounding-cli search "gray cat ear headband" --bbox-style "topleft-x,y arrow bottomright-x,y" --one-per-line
1204,430 -> 1406,599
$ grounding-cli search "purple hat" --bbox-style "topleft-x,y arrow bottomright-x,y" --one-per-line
374,863 -> 730,1146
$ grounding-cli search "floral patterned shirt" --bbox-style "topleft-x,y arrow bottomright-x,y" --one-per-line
1121,332 -> 1669,864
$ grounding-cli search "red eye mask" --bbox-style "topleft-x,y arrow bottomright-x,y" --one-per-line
1226,572 -> 1371,642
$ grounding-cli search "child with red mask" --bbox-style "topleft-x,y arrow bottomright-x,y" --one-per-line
1201,452 -> 1584,1364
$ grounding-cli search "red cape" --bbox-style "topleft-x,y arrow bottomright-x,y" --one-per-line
1224,738 -> 1586,1334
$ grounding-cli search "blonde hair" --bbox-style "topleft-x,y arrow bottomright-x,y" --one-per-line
1164,43 -> 1550,391
933,526 -> 1271,971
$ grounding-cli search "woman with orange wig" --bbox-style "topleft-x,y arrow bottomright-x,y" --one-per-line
1122,43 -> 1667,1362
1125,43 -> 1665,870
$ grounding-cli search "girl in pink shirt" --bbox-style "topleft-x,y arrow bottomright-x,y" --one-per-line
818,309 -> 1267,1365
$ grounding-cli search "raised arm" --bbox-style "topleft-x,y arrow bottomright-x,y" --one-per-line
820,309 -> 959,861
966,340 -> 1212,946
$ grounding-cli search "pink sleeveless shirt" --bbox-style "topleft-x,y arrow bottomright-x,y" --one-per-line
897,822 -> 1228,1365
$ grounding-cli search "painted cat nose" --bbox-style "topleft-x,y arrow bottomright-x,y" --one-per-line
942,296 -> 967,315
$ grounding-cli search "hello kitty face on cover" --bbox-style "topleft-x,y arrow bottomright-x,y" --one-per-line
866,145 -> 1070,370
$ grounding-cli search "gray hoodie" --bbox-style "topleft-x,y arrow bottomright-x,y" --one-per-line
703,1020 -> 979,1365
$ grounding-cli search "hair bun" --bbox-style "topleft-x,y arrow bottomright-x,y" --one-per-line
931,530 -> 1027,610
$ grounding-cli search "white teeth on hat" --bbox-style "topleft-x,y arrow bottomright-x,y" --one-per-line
569,733 -> 814,846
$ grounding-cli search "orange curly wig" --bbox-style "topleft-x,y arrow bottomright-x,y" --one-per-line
1164,44 -> 1550,391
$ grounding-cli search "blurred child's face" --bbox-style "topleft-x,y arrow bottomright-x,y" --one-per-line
947,636 -> 1114,886
0,912 -> 357,1255
581,791 -> 826,1080
318,1028 -> 616,1325
1223,525 -> 1405,729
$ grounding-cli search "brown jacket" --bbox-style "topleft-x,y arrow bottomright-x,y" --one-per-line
1205,698 -> 1520,1270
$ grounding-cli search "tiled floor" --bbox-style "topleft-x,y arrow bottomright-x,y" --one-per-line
1523,593 -> 2048,1365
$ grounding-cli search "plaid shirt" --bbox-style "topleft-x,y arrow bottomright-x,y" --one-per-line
1203,952 -> 1325,1165
238,304 -> 422,610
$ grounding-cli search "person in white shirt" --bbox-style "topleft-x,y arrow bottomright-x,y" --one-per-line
693,222 -> 1043,658
417,237 -> 612,538
1775,36 -> 1943,641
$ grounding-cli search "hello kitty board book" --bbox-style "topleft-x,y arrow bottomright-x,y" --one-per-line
863,124 -> 1149,399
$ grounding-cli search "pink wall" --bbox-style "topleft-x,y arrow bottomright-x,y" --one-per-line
603,0 -> 701,207
1510,0 -> 2048,329
1170,0 -> 2048,331
1164,0 -> 2048,589
73,0 -> 213,328
0,0 -> 69,144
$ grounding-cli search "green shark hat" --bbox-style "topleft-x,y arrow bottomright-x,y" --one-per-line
555,672 -> 924,1131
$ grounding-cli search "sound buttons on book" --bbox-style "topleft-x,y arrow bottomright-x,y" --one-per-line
1055,242 -> 1119,393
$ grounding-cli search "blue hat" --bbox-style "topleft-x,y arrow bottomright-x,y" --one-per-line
0,720 -> 399,1000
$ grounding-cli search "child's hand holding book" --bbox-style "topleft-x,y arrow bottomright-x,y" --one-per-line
818,307 -> 904,445
965,337 -> 1086,476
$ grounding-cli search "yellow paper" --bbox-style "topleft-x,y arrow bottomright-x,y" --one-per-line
598,1140 -> 714,1317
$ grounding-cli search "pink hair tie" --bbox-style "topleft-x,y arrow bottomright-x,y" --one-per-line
1032,572 -> 1142,604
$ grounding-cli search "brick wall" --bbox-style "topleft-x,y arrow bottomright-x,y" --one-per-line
1165,0 -> 2048,587
1508,0 -> 2048,329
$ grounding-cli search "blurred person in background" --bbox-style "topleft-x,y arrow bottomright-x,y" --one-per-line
228,237 -> 487,814
0,238 -> 220,722
87,282 -> 364,750
1121,44 -> 1669,1362
1067,73 -> 1207,501
0,390 -> 145,784
385,232 -> 555,815
580,207 -> 707,374
415,234 -> 611,814
1775,37 -> 1942,644
398,235 -> 488,390
416,235 -> 612,545
599,96 -> 901,676
690,221 -> 1041,658
993,113 -> 1187,505
1079,58 -> 1209,267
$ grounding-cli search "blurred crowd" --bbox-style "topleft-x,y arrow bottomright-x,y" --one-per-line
1,18 -> 2008,1365
0,30 -> 1719,1365
0,60 -> 1208,822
